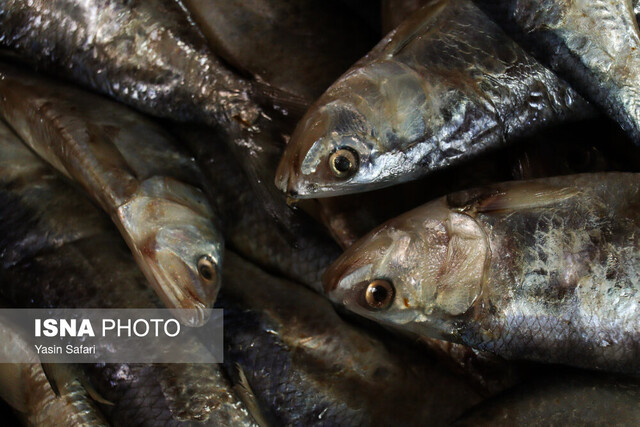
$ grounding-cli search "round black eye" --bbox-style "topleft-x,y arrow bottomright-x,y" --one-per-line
197,256 -> 216,282
365,279 -> 394,309
329,148 -> 358,178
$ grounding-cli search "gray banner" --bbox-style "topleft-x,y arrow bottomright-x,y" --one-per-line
0,309 -> 223,363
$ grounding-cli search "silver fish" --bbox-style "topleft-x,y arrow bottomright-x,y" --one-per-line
275,0 -> 593,199
0,0 -> 259,127
475,0 -> 640,144
0,122 -> 257,426
0,64 -> 223,326
325,173 -> 640,374
0,323 -> 108,427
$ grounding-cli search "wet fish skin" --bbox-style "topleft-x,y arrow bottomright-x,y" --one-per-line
221,252 -> 482,426
0,128 -> 256,426
475,0 -> 640,144
0,322 -> 108,427
454,371 -> 640,426
0,0 -> 259,127
325,173 -> 640,374
182,0 -> 377,107
177,126 -> 341,293
275,0 -> 593,199
0,64 -> 224,326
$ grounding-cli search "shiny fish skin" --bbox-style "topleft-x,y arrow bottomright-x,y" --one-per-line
0,127 -> 256,426
0,0 -> 259,127
0,64 -> 223,326
454,372 -> 640,426
220,252 -> 482,426
275,0 -> 593,199
0,307 -> 108,426
475,0 -> 640,144
177,126 -> 341,293
325,173 -> 640,374
182,0 -> 377,106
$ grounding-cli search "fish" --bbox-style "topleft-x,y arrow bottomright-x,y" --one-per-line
275,0 -> 594,199
0,64 -> 224,326
0,320 -> 109,426
182,0 -> 377,108
475,0 -> 640,144
0,0 -> 259,127
220,251 -> 482,426
176,126 -> 341,293
324,173 -> 640,374
454,371 -> 640,426
381,0 -> 429,33
0,123 -> 258,426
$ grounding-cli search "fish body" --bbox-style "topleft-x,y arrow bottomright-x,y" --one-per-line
276,0 -> 593,199
454,372 -> 640,426
0,65 -> 223,325
182,0 -> 376,106
221,252 -> 482,426
0,0 -> 259,126
0,321 -> 108,427
325,173 -> 640,374
0,125 -> 256,426
475,0 -> 640,144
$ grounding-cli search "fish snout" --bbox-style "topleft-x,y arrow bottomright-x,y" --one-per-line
275,158 -> 300,197
171,302 -> 211,328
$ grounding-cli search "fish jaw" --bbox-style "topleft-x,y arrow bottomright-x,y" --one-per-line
115,177 -> 224,326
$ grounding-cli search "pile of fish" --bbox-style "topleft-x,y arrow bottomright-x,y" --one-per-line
0,0 -> 638,425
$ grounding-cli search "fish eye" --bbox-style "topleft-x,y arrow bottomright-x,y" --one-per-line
197,255 -> 217,283
365,279 -> 394,309
329,148 -> 359,178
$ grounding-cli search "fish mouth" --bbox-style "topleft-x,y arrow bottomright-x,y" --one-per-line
160,282 -> 213,327
274,157 -> 297,195
169,303 -> 210,328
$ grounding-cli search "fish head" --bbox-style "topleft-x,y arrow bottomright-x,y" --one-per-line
276,60 -> 433,198
117,178 -> 224,327
323,197 -> 488,339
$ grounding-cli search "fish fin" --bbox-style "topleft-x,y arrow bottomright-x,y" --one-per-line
41,364 -> 113,405
253,79 -> 310,121
447,183 -> 579,214
233,363 -> 270,427
40,363 -> 62,397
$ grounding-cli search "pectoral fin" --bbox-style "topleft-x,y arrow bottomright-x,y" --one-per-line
447,182 -> 578,214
